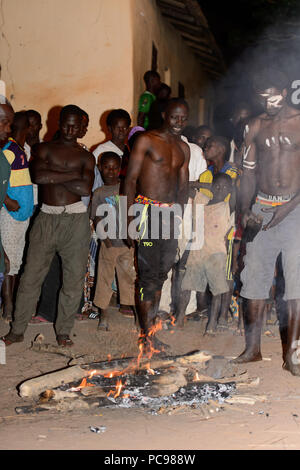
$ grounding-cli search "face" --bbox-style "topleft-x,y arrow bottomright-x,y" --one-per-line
0,105 -> 14,142
27,115 -> 42,139
60,113 -> 82,142
212,178 -> 231,203
257,87 -> 286,116
232,108 -> 251,127
164,104 -> 189,136
204,139 -> 221,161
109,118 -> 129,145
196,129 -> 212,149
150,76 -> 161,94
100,158 -> 120,185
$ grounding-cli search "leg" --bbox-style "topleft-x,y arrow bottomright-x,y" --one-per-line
283,300 -> 300,376
219,280 -> 234,326
205,294 -> 222,334
4,213 -> 57,340
176,290 -> 192,328
55,213 -> 90,339
231,299 -> 264,363
1,274 -> 16,322
196,291 -> 208,316
116,247 -> 136,317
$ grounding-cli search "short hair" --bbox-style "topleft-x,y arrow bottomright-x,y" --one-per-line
182,125 -> 197,142
143,70 -> 160,86
106,109 -> 131,128
252,68 -> 289,92
100,151 -> 121,166
208,135 -> 231,160
26,109 -> 41,122
213,172 -> 232,187
165,97 -> 189,114
197,125 -> 212,134
59,104 -> 83,122
11,111 -> 30,133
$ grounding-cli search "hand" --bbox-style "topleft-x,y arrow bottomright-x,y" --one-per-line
104,238 -> 113,248
261,204 -> 290,230
241,209 -> 262,229
125,235 -> 136,249
4,196 -> 20,212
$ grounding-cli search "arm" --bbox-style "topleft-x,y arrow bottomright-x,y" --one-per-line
177,141 -> 190,210
122,134 -> 149,245
62,153 -> 95,197
239,118 -> 260,227
4,194 -> 20,212
31,144 -> 82,185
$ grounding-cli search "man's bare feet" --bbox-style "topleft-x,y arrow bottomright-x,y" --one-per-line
231,350 -> 262,364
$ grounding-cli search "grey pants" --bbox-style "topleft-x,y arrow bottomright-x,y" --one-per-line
11,211 -> 90,336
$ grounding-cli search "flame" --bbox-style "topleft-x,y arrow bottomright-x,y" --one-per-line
170,315 -> 176,326
193,372 -> 201,382
107,379 -> 124,399
107,354 -> 112,362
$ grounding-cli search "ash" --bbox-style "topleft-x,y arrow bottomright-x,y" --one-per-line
85,368 -> 236,414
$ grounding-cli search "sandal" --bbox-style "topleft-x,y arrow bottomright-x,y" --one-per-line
29,315 -> 51,324
119,305 -> 135,318
56,335 -> 74,347
1,332 -> 24,346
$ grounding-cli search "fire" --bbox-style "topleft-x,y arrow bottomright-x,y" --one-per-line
193,372 -> 201,382
170,315 -> 176,326
146,363 -> 155,375
107,379 -> 124,399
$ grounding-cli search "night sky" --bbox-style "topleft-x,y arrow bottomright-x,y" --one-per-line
198,0 -> 300,122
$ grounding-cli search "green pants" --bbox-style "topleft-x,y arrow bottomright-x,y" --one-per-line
12,211 -> 90,337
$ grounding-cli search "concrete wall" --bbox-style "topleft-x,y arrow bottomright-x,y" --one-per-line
131,0 -> 215,127
0,0 -> 215,148
0,0 -> 134,148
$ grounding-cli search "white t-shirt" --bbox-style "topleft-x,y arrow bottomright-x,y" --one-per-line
181,136 -> 207,181
93,140 -> 123,164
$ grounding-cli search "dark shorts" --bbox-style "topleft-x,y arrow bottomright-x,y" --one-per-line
240,199 -> 300,301
136,204 -> 178,301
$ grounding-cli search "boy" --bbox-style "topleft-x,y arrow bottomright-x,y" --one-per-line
93,109 -> 131,164
137,71 -> 161,130
175,173 -> 234,332
91,152 -> 136,331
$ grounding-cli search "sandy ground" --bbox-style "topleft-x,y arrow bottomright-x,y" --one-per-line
1,305 -> 300,452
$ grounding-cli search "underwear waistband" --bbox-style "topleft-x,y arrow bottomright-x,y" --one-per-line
135,194 -> 174,207
256,191 -> 295,206
41,201 -> 87,214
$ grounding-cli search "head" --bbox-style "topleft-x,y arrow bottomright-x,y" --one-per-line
107,109 -> 131,147
0,95 -> 14,143
211,173 -> 232,204
182,125 -> 197,143
99,151 -> 121,185
11,111 -> 30,145
162,98 -> 189,136
59,105 -> 83,142
230,102 -> 251,128
79,109 -> 89,139
128,126 -> 145,151
204,136 -> 230,163
253,68 -> 288,116
143,70 -> 161,94
157,83 -> 171,101
195,125 -> 213,149
26,109 -> 42,141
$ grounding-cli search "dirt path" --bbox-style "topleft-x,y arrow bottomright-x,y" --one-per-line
1,308 -> 300,450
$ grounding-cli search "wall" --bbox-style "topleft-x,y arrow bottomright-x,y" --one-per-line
131,0 -> 215,127
0,0 -> 134,147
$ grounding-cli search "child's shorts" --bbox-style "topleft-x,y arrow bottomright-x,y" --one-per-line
182,253 -> 229,296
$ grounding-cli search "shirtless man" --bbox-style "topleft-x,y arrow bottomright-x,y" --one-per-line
123,98 -> 190,352
233,68 -> 300,376
2,105 -> 95,347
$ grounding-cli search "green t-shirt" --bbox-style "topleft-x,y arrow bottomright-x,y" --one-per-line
0,148 -> 11,273
138,91 -> 156,129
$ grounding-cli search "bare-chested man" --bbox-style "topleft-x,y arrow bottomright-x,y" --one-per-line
123,98 -> 190,353
233,69 -> 300,376
2,105 -> 95,347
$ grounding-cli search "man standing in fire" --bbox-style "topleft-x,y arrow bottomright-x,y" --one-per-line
123,98 -> 190,354
234,68 -> 300,376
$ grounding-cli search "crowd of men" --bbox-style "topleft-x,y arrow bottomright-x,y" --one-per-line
1,66 -> 300,377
